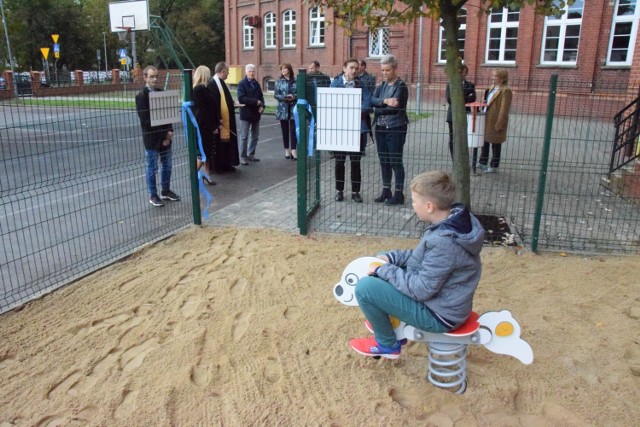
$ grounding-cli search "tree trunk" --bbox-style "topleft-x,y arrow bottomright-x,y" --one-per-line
441,4 -> 471,208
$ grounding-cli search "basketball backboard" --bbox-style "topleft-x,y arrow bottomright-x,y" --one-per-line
109,0 -> 150,32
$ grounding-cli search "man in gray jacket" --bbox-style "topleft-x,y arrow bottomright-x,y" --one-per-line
349,171 -> 485,359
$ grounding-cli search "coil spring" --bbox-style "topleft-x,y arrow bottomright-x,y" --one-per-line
427,343 -> 468,394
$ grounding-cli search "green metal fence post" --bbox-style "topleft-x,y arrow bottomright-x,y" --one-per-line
531,74 -> 558,253
182,69 -> 201,225
297,69 -> 309,235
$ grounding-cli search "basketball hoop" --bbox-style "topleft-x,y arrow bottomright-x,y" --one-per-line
116,26 -> 133,42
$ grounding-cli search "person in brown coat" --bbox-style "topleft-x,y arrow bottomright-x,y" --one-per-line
479,69 -> 512,173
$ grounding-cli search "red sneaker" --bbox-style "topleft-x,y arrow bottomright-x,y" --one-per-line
364,320 -> 408,346
349,336 -> 401,359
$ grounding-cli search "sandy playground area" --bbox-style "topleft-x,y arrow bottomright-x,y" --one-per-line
0,226 -> 639,426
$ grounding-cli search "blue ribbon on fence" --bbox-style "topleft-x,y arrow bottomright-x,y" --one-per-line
293,98 -> 315,157
181,101 -> 212,218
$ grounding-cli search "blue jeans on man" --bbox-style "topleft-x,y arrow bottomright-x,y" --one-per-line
145,148 -> 172,196
239,119 -> 260,161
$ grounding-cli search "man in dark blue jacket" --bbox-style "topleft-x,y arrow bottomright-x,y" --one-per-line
237,64 -> 265,165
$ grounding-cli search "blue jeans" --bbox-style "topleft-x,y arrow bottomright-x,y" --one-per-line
355,276 -> 447,348
239,119 -> 260,159
375,124 -> 407,191
145,148 -> 172,196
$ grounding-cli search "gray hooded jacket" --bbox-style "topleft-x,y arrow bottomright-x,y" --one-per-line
375,204 -> 485,328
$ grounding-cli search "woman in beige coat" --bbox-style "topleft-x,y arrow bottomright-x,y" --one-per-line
479,69 -> 512,173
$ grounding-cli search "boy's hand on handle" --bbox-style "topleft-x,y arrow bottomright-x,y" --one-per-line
368,255 -> 389,275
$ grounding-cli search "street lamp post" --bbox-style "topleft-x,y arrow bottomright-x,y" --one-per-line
102,32 -> 108,73
0,0 -> 18,96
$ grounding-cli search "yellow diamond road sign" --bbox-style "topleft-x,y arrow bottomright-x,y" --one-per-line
40,48 -> 50,60
52,34 -> 59,43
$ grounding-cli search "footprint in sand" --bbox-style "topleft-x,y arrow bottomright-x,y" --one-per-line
47,371 -> 82,399
283,306 -> 300,321
35,415 -> 66,427
232,312 -> 251,342
113,390 -> 139,420
181,294 -> 200,318
389,388 -> 425,411
68,351 -> 121,396
76,406 -> 98,422
263,357 -> 282,383
191,364 -> 210,387
623,343 -> 640,376
230,278 -> 248,298
120,338 -> 158,372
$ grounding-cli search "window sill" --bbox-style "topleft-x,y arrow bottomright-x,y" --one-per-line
308,45 -> 325,49
601,65 -> 631,70
482,62 -> 516,68
536,63 -> 577,69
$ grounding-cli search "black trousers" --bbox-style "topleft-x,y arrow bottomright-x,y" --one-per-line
479,142 -> 502,168
335,134 -> 366,193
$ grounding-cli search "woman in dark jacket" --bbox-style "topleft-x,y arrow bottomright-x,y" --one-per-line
274,63 -> 298,160
191,65 -> 216,184
370,54 -> 409,205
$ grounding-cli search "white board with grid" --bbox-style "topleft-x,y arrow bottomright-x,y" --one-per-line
149,90 -> 180,126
316,88 -> 362,152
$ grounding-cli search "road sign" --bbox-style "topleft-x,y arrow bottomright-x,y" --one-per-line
53,44 -> 60,53
119,48 -> 127,59
54,52 -> 60,59
120,58 -> 126,65
40,48 -> 50,60
52,34 -> 59,43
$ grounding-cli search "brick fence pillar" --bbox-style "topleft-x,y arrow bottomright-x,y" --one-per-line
112,69 -> 120,84
74,70 -> 84,86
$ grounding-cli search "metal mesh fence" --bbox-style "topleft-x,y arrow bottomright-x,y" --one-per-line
0,73 -> 192,313
303,76 -> 640,254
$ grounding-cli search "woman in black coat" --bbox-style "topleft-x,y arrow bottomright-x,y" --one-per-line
192,65 -> 217,183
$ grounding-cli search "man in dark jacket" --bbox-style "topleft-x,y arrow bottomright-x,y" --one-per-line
237,64 -> 265,165
135,65 -> 180,207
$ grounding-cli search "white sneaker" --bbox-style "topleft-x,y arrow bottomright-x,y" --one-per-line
485,167 -> 496,173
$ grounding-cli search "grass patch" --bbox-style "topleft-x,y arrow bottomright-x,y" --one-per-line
18,98 -> 135,109
407,111 -> 433,120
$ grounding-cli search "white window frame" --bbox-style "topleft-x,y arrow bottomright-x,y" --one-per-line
264,12 -> 276,49
607,0 -> 640,66
282,9 -> 296,48
438,9 -> 467,64
309,6 -> 325,46
485,7 -> 520,64
242,16 -> 254,50
540,0 -> 584,65
368,27 -> 389,57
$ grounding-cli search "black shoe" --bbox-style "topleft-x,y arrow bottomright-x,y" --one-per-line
374,188 -> 392,203
352,192 -> 363,203
149,194 -> 164,207
202,176 -> 216,186
385,191 -> 404,206
335,191 -> 344,202
160,189 -> 181,201
249,156 -> 260,162
291,156 -> 297,161
285,155 -> 291,159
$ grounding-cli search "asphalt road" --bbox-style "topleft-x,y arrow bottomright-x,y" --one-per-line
0,103 -> 296,311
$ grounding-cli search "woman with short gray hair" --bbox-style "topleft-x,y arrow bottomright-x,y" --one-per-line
370,54 -> 409,205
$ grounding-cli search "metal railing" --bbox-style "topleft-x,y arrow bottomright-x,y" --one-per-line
611,95 -> 640,176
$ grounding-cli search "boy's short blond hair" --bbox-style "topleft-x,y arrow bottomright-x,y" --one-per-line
410,171 -> 456,210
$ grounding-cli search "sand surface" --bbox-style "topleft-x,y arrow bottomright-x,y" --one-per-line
1,226 -> 639,426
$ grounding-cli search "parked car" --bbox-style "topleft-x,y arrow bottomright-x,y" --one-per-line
14,73 -> 33,95
0,76 -> 6,90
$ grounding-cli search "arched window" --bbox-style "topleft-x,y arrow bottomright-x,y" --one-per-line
283,10 -> 296,48
309,7 -> 325,46
369,28 -> 389,57
242,16 -> 254,50
264,12 -> 276,49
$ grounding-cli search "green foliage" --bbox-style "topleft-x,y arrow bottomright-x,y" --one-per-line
0,0 -> 224,71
